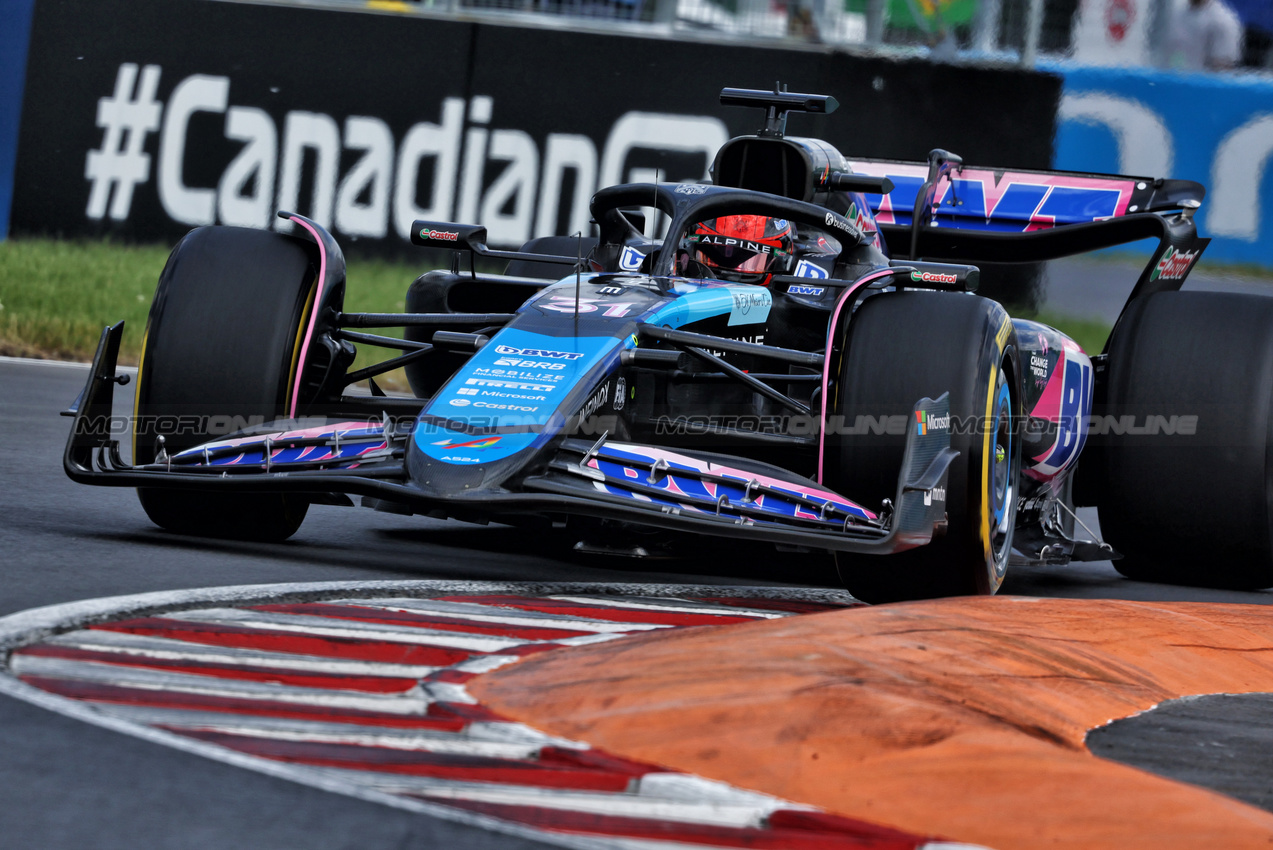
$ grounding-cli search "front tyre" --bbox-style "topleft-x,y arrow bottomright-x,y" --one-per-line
134,226 -> 320,542
825,291 -> 1022,603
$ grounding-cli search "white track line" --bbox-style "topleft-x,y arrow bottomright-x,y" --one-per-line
330,598 -> 674,633
159,608 -> 535,652
10,655 -> 434,712
544,596 -> 787,618
38,629 -> 445,677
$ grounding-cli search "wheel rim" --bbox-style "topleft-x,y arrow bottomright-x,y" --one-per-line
989,368 -> 1016,570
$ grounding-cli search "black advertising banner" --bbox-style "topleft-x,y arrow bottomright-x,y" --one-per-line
13,0 -> 476,250
12,0 -> 1061,256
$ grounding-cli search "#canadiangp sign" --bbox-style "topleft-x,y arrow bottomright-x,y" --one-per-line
14,0 -> 744,252
13,0 -> 1060,255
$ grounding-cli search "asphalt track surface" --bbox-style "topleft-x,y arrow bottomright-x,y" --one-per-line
3,357 -> 1272,849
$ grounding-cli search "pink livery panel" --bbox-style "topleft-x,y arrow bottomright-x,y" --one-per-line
1013,319 -> 1093,482
845,160 -> 1144,233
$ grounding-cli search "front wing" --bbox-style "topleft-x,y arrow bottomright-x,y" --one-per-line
65,323 -> 957,556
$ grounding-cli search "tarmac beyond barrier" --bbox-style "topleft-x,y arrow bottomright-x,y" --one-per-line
471,596 -> 1273,849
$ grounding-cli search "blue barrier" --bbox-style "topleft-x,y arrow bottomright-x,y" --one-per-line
0,0 -> 35,240
1050,61 -> 1273,267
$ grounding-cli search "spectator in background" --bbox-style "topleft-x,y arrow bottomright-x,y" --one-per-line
1166,0 -> 1243,70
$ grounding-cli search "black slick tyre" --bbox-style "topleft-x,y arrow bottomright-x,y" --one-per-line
825,291 -> 1022,603
1096,291 -> 1273,588
134,226 -> 318,542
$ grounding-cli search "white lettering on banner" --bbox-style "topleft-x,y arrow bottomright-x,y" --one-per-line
1210,113 -> 1273,241
395,97 -> 465,238
218,106 -> 277,227
599,114 -> 728,189
536,134 -> 598,239
335,116 -> 393,237
456,96 -> 490,225
481,129 -> 538,247
276,111 -> 340,233
103,64 -> 727,247
85,63 -> 163,221
1058,88 -> 1270,252
1058,92 -> 1173,178
158,74 -> 228,225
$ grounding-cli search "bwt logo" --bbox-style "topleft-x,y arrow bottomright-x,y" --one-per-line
84,63 -> 729,247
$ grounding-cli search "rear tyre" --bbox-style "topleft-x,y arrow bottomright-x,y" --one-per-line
134,226 -> 318,542
825,291 -> 1022,603
1096,291 -> 1273,588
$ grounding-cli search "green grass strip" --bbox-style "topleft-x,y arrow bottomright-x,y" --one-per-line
0,238 -> 424,387
1,236 -> 1116,380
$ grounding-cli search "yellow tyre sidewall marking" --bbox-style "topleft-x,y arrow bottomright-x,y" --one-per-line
982,316 -> 1013,579
286,279 -> 319,412
131,323 -> 150,464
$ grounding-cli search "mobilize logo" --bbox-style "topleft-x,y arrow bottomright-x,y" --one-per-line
82,63 -> 728,247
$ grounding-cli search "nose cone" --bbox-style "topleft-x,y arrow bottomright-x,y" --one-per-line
406,328 -> 626,497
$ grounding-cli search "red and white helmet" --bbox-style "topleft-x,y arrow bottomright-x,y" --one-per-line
684,215 -> 795,285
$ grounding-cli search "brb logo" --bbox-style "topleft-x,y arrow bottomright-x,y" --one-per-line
84,63 -> 729,248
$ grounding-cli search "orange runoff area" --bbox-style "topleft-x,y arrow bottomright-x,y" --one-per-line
471,597 -> 1273,848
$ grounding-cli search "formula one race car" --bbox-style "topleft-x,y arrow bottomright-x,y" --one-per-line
64,87 -> 1272,602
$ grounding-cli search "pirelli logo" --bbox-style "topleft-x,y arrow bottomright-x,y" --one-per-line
995,317 -> 1012,351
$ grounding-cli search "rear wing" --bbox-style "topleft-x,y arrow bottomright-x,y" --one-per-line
846,155 -> 1205,235
847,151 -> 1210,354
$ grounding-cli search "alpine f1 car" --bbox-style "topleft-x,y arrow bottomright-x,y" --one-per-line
65,87 -> 1272,602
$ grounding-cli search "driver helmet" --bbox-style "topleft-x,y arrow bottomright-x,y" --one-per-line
684,215 -> 795,285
